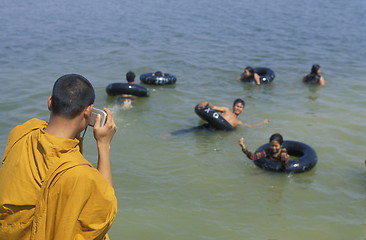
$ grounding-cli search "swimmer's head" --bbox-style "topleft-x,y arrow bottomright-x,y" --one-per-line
126,71 -> 135,83
269,133 -> 284,154
244,66 -> 254,76
269,133 -> 284,145
232,98 -> 245,115
311,64 -> 321,75
233,98 -> 245,107
154,71 -> 163,77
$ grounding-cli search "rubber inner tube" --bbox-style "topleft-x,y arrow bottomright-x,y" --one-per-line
253,140 -> 317,173
106,82 -> 149,97
194,104 -> 235,131
241,67 -> 275,84
140,72 -> 177,85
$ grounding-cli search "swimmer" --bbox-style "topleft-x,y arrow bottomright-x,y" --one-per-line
120,71 -> 136,109
238,133 -> 289,168
303,64 -> 326,86
197,99 -> 269,128
163,99 -> 269,137
236,66 -> 261,85
152,71 -> 165,77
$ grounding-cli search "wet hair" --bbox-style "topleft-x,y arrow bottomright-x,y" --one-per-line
233,98 -> 245,107
311,64 -> 321,75
51,74 -> 95,119
126,71 -> 135,83
154,71 -> 163,76
269,133 -> 283,145
245,66 -> 254,75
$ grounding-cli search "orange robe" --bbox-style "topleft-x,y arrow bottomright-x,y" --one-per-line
0,119 -> 117,240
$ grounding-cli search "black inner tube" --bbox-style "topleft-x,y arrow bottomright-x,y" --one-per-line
194,104 -> 235,131
140,73 -> 177,85
241,67 -> 275,83
253,140 -> 317,173
106,82 -> 149,97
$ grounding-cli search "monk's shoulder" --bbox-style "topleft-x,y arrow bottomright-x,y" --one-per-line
51,164 -> 111,193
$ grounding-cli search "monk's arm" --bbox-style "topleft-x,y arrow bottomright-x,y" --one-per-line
93,108 -> 117,186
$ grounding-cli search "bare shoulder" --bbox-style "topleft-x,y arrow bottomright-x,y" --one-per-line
232,119 -> 243,127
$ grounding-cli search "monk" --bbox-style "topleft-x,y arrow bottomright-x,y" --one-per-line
0,74 -> 117,240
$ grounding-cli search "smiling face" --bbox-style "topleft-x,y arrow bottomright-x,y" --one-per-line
232,102 -> 244,115
270,140 -> 282,154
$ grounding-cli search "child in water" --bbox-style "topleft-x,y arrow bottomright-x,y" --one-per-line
303,64 -> 326,86
238,133 -> 289,168
236,66 -> 261,85
119,71 -> 135,109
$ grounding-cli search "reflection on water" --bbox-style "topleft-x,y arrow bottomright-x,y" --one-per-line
306,85 -> 323,101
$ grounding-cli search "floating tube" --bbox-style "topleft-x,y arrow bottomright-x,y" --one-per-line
241,67 -> 275,84
106,82 -> 149,97
140,72 -> 177,85
254,140 -> 317,173
194,104 -> 235,131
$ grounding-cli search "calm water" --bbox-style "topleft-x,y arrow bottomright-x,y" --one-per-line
1,0 -> 366,239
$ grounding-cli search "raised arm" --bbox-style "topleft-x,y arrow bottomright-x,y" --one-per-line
238,137 -> 247,150
238,137 -> 266,160
197,101 -> 212,109
198,101 -> 229,113
93,108 -> 117,186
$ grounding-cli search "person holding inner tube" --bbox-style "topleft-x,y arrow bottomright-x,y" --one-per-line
152,71 -> 165,77
197,99 -> 270,128
303,64 -> 326,86
119,70 -> 136,109
236,66 -> 261,85
163,99 -> 269,137
238,133 -> 289,168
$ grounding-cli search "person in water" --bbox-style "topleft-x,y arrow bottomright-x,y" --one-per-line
236,66 -> 261,85
120,70 -> 136,109
197,99 -> 269,128
303,64 -> 326,86
164,99 -> 269,137
152,71 -> 165,77
238,133 -> 289,168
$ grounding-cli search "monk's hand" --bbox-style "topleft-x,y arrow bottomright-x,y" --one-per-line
93,108 -> 117,145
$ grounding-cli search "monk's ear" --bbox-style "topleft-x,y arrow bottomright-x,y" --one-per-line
47,96 -> 52,111
84,105 -> 93,117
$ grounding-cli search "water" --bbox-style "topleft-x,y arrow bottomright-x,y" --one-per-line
1,0 -> 366,239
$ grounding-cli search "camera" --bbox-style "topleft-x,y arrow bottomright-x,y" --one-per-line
88,107 -> 107,127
